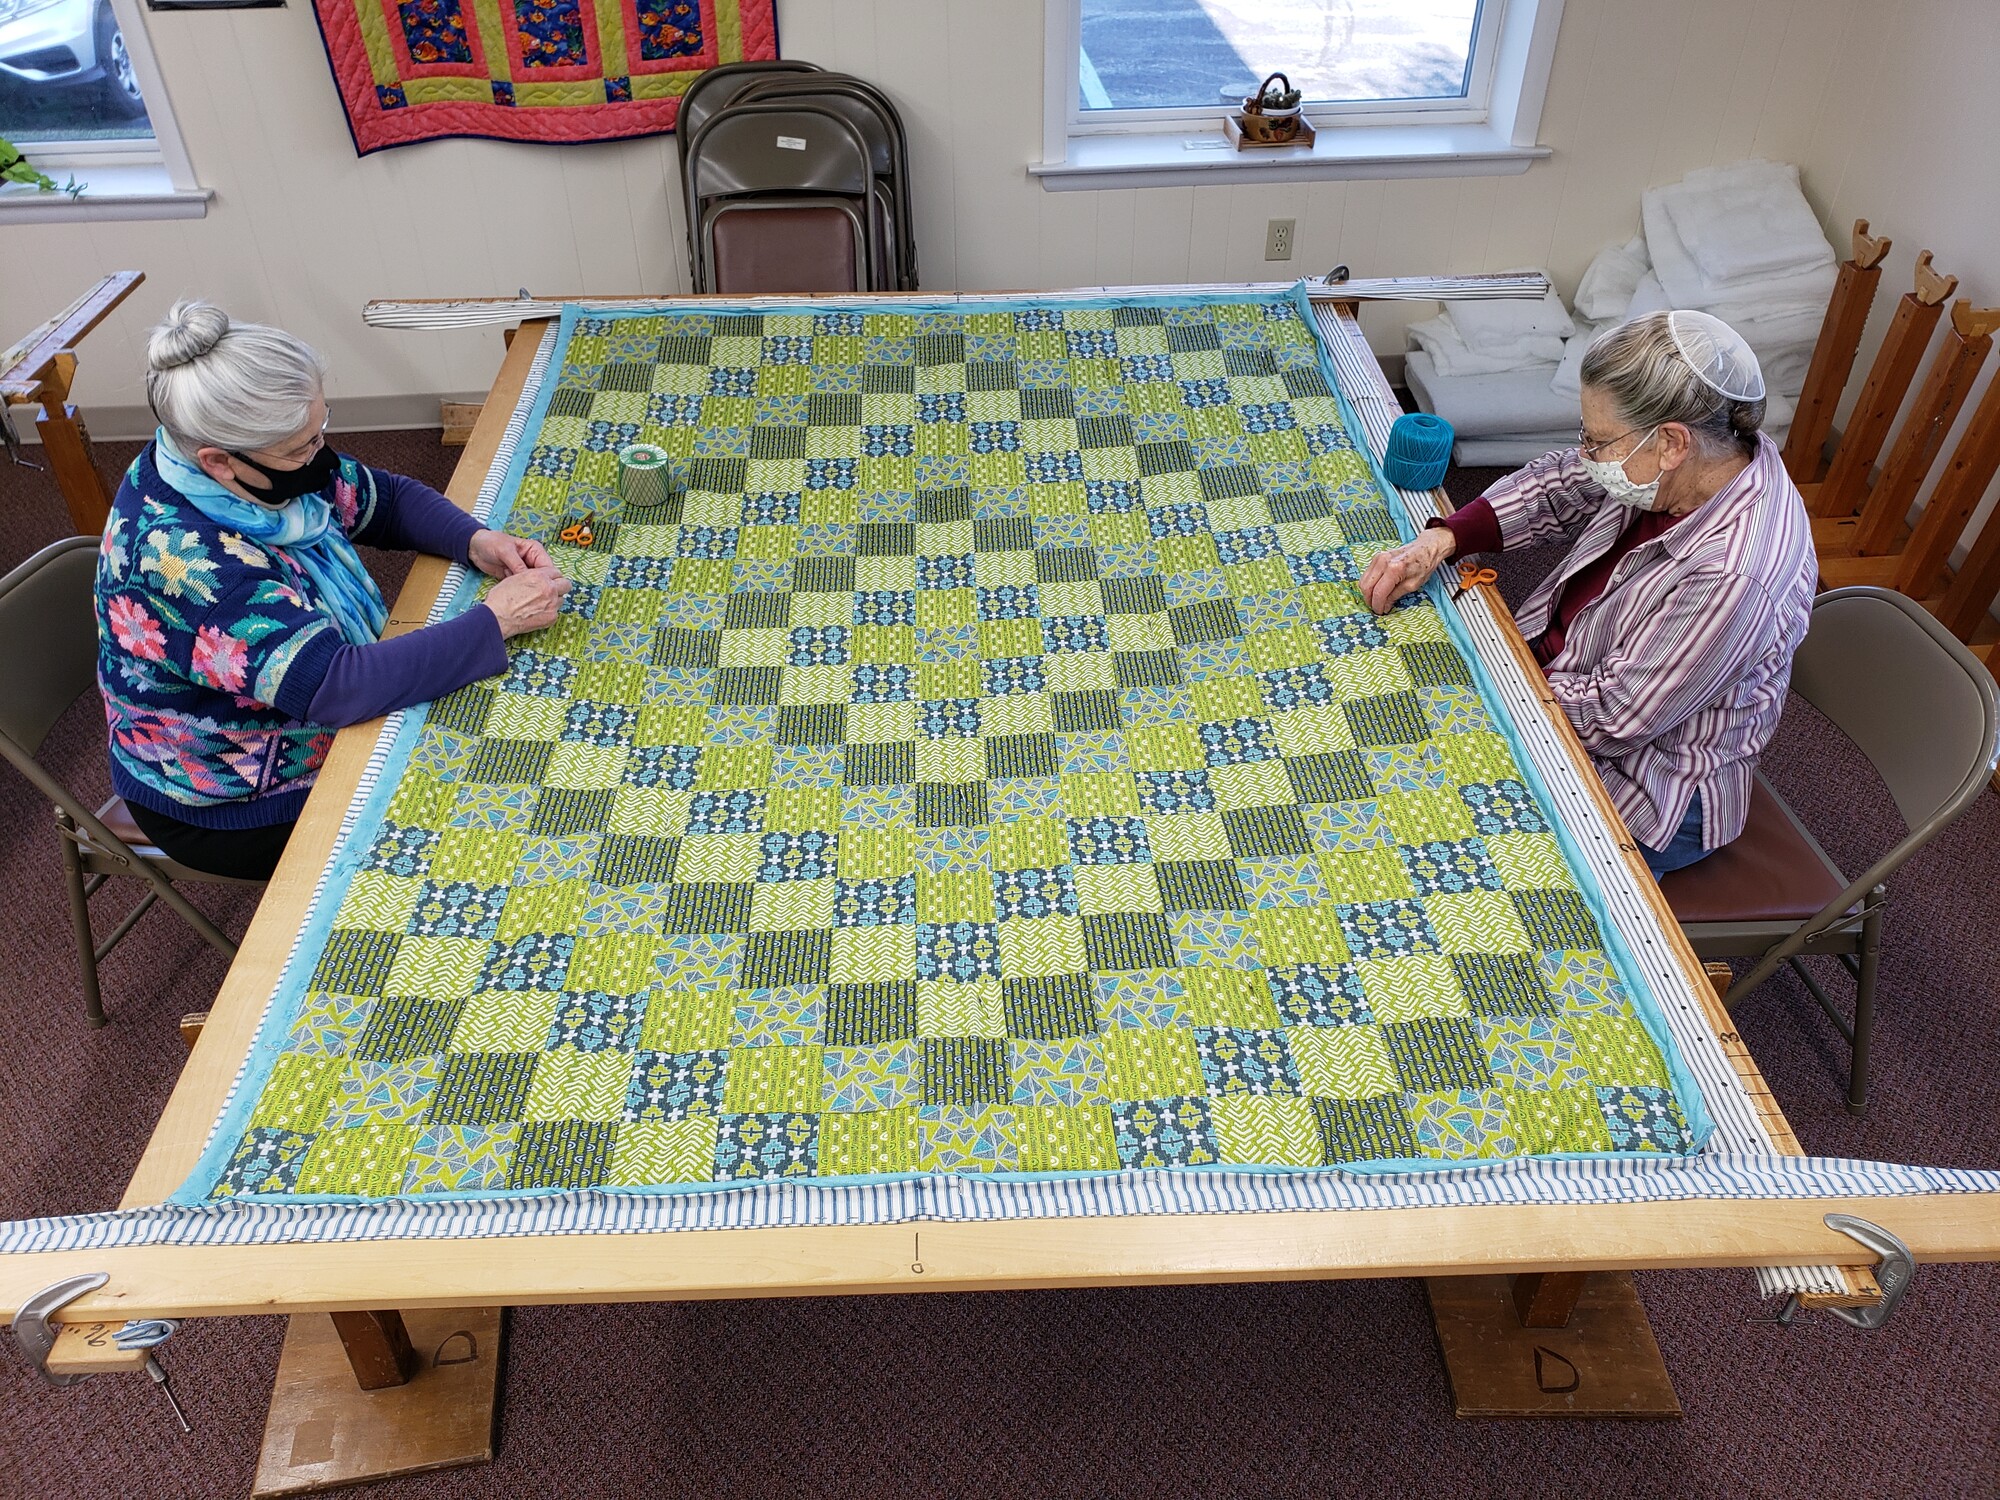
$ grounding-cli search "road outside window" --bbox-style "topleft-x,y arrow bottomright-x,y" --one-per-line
1081,0 -> 1482,111
0,0 -> 156,148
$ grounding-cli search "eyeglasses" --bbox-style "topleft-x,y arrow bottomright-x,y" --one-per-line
1576,426 -> 1656,462
1576,425 -> 1643,460
259,410 -> 332,466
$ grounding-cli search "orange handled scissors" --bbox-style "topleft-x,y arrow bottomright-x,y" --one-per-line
558,511 -> 596,549
1451,559 -> 1497,599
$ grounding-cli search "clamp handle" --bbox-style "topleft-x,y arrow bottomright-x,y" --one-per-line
10,1272 -> 109,1387
1822,1213 -> 1917,1331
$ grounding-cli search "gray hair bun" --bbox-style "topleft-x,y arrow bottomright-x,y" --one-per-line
148,299 -> 230,372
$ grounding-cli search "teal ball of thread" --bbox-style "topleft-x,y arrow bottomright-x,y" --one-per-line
1383,412 -> 1454,490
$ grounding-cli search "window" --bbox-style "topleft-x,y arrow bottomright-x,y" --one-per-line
1079,0 -> 1496,122
1037,0 -> 1563,190
0,0 -> 205,219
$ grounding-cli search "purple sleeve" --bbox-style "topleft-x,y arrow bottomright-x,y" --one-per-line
288,605 -> 508,729
353,467 -> 482,565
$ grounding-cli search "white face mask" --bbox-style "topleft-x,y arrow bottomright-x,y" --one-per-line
1579,427 -> 1662,510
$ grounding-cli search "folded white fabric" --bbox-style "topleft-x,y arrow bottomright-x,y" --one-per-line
1408,315 -> 1566,377
1658,160 -> 1834,288
1442,271 -> 1575,353
1404,350 -> 1577,440
1452,432 -> 1578,468
1551,318 -> 1617,399
1624,271 -> 1673,319
1575,237 -> 1651,322
1644,184 -> 1836,313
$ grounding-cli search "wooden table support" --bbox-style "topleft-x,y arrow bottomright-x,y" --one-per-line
0,272 -> 145,536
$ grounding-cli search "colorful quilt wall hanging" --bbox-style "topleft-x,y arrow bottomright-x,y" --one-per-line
310,0 -> 778,154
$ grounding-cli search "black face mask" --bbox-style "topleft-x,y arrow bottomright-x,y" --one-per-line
227,441 -> 340,503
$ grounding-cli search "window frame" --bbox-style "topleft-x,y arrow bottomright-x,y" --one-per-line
1036,0 -> 1564,190
0,0 -> 207,219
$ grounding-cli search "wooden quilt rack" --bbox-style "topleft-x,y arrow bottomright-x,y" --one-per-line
1785,223 -> 2000,673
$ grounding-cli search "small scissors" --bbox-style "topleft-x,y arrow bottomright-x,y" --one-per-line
1451,559 -> 1497,599
558,511 -> 596,549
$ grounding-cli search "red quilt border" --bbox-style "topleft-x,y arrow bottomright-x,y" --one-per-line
311,0 -> 779,156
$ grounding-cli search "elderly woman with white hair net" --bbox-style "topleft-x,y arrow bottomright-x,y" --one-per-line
94,300 -> 570,879
1360,310 -> 1817,876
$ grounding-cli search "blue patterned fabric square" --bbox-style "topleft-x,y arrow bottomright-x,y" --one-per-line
916,921 -> 1002,982
854,589 -> 916,626
1460,778 -> 1550,835
625,744 -> 702,789
833,875 -> 916,926
851,663 -> 914,702
1113,1097 -> 1217,1168
687,790 -> 766,835
622,1050 -> 728,1122
407,880 -> 507,940
367,825 -> 439,878
983,656 -> 1046,695
1597,1085 -> 1692,1153
478,932 -> 575,992
1199,717 -> 1279,765
759,830 -> 837,882
788,626 -> 850,666
548,989 -> 648,1052
1267,962 -> 1372,1026
714,1112 -> 819,1180
1194,1027 -> 1301,1096
1134,769 -> 1215,813
992,865 -> 1079,920
1400,838 -> 1504,896
920,698 -> 981,738
917,554 -> 976,589
1066,816 -> 1152,865
1334,900 -> 1440,959
978,584 -> 1039,620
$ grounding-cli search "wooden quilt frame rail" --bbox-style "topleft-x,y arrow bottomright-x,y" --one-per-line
8,298 -> 1999,1466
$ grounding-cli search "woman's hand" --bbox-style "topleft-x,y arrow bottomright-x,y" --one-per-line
485,567 -> 571,638
1358,527 -> 1457,614
469,528 -> 555,579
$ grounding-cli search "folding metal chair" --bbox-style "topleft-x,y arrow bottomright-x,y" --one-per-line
0,536 -> 254,1027
676,59 -> 823,275
685,102 -> 877,294
1660,587 -> 1999,1114
735,73 -> 917,290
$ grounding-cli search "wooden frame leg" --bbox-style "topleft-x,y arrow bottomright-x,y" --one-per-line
328,1310 -> 419,1391
1426,1273 -> 1681,1418
253,1307 -> 503,1497
34,397 -> 112,536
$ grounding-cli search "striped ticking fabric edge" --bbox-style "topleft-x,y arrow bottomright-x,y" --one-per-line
4,298 -> 1977,1304
3,1155 -> 1996,1257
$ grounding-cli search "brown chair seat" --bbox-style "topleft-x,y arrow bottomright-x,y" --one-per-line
95,795 -> 151,850
1658,775 -> 1848,925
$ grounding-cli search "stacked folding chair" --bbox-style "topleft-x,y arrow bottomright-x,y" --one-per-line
678,60 -> 918,294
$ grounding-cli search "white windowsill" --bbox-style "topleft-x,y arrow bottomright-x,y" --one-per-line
0,163 -> 210,222
1032,120 -> 1548,192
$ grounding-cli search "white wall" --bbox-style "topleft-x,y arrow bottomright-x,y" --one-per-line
1790,0 -> 2000,569
0,0 -> 1941,439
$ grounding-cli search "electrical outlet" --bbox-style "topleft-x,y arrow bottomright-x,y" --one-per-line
1264,218 -> 1296,261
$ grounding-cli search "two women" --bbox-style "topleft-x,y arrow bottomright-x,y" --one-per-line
1361,311 -> 1817,875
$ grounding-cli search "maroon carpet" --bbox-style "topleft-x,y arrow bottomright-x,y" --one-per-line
2,437 -> 1996,1499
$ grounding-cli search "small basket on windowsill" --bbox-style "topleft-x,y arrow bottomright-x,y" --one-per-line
1228,72 -> 1314,150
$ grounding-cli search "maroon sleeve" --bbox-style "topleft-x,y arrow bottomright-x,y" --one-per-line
1424,496 -> 1503,558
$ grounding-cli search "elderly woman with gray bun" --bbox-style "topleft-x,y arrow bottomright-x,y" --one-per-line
1359,310 -> 1816,877
94,299 -> 569,880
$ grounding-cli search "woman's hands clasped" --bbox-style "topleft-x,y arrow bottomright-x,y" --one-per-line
471,528 -> 570,639
1357,526 -> 1457,614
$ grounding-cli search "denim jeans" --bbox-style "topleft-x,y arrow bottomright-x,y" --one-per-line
1640,791 -> 1710,877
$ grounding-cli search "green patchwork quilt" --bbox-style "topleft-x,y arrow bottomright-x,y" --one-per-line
180,288 -> 1708,1205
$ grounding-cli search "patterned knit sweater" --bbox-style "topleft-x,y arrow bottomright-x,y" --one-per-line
95,443 -> 502,830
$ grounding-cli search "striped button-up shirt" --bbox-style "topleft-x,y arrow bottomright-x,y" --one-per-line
1479,433 -> 1816,850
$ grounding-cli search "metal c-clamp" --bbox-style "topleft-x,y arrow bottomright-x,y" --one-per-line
1821,1213 -> 1918,1331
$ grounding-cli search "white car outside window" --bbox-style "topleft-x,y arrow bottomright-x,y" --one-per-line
0,0 -> 148,126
